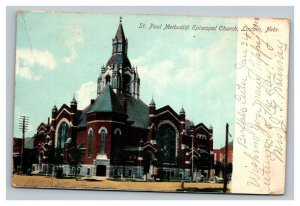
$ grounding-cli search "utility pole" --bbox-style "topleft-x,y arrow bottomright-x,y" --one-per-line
19,115 -> 29,173
223,123 -> 229,193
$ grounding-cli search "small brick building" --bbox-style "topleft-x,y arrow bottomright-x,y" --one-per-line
213,141 -> 233,179
33,18 -> 214,180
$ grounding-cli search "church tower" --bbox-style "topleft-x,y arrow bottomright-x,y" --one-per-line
97,17 -> 140,98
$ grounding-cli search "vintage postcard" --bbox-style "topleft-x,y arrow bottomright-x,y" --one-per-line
12,11 -> 289,194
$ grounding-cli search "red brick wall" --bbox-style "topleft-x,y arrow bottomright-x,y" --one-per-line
213,144 -> 233,164
13,138 -> 23,154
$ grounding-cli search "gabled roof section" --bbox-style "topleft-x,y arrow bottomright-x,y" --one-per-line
56,104 -> 71,115
37,122 -> 48,129
155,105 -> 180,121
88,85 -> 123,113
194,122 -> 213,135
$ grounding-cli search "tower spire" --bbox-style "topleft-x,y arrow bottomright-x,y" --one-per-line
114,18 -> 126,42
180,104 -> 185,114
71,93 -> 77,105
149,95 -> 155,107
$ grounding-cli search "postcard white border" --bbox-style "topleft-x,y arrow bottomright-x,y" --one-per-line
2,2 -> 297,206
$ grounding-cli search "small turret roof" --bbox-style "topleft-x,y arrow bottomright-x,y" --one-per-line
52,105 -> 57,111
149,97 -> 156,107
71,94 -> 77,105
180,106 -> 185,114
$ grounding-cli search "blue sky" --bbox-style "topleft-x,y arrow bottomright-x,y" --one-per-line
14,12 -> 237,148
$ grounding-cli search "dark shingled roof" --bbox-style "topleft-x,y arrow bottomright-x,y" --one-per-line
79,85 -> 149,129
89,85 -> 123,113
77,105 -> 92,128
106,53 -> 131,68
116,94 -> 149,129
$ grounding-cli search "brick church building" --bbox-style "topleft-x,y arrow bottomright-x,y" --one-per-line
33,18 -> 214,180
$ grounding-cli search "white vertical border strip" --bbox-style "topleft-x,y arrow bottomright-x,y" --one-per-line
293,2 -> 299,202
232,17 -> 290,194
0,0 -> 6,204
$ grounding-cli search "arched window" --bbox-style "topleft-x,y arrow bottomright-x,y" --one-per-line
123,74 -> 131,94
114,128 -> 121,135
88,129 -> 93,156
57,122 -> 68,148
100,129 -> 106,154
105,75 -> 111,85
157,124 -> 176,164
117,43 -> 122,52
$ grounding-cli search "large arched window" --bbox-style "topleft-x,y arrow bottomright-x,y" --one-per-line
100,129 -> 106,154
157,124 -> 176,164
57,122 -> 68,148
88,129 -> 93,156
123,74 -> 131,94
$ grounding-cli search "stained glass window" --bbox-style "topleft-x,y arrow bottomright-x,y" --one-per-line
157,124 -> 176,164
100,129 -> 106,154
57,122 -> 68,148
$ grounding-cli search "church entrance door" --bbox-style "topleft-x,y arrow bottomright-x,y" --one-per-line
96,165 -> 106,176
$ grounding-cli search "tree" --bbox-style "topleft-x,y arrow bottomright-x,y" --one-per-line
22,148 -> 38,175
48,147 -> 64,178
68,144 -> 84,179
51,147 -> 64,166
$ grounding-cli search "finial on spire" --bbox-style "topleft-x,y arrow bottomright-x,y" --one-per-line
120,16 -> 122,23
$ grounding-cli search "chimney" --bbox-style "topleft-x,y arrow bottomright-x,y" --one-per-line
90,99 -> 95,104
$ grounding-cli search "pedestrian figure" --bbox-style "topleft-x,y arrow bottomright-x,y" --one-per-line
181,180 -> 185,190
